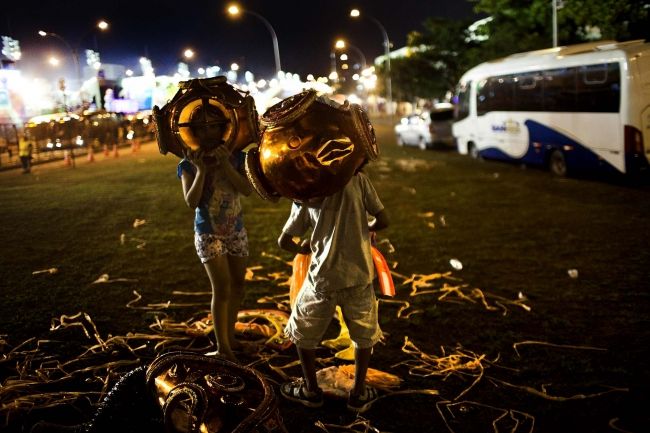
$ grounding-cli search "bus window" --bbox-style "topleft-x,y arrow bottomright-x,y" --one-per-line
543,67 -> 577,112
515,73 -> 543,111
576,63 -> 620,112
455,81 -> 471,120
478,75 -> 515,114
477,79 -> 489,115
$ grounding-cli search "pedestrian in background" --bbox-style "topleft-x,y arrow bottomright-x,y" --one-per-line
277,169 -> 389,413
18,131 -> 33,174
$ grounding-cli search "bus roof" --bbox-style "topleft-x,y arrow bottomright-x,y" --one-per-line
459,39 -> 650,83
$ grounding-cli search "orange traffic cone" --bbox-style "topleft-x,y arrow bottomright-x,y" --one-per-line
103,144 -> 109,156
63,150 -> 72,167
87,145 -> 95,162
113,144 -> 119,158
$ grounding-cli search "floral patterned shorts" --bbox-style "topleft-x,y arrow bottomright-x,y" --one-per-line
194,228 -> 249,263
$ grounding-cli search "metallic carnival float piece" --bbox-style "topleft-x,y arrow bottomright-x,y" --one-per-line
152,76 -> 260,159
146,351 -> 287,433
245,90 -> 379,202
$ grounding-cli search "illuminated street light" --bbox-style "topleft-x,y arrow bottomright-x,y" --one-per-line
48,56 -> 60,67
38,20 -> 110,86
231,63 -> 239,71
227,3 -> 281,76
38,30 -> 79,80
183,48 -> 195,60
350,8 -> 392,114
334,39 -> 367,69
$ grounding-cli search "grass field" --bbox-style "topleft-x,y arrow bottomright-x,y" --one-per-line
1,120 -> 649,433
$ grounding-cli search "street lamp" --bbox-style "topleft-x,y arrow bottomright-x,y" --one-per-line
335,39 -> 367,69
227,4 -> 281,76
551,0 -> 565,47
38,30 -> 80,83
38,20 -> 109,86
350,8 -> 392,115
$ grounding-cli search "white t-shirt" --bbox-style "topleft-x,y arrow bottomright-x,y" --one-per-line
282,172 -> 384,291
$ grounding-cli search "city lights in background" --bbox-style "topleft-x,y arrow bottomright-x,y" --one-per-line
0,10 -> 389,126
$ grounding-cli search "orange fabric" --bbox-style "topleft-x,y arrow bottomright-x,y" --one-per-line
290,253 -> 310,308
290,247 -> 395,306
371,246 -> 395,297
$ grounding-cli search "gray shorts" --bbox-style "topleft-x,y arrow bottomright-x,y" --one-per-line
285,282 -> 382,350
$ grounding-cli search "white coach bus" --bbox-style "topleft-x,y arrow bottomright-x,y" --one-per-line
452,40 -> 650,176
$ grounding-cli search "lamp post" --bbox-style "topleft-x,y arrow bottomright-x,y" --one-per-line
350,8 -> 392,115
38,30 -> 81,84
335,39 -> 367,70
227,4 -> 281,76
38,20 -> 109,87
551,0 -> 565,47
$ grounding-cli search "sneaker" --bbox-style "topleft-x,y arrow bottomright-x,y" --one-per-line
280,379 -> 324,408
347,386 -> 379,413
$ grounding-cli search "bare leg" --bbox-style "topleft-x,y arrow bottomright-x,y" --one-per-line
203,256 -> 236,362
296,346 -> 320,393
351,346 -> 372,396
227,255 -> 247,350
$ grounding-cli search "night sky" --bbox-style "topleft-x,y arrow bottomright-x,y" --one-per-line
3,0 -> 478,81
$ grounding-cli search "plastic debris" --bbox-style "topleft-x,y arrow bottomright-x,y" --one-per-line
32,268 -> 58,275
132,219 -> 146,228
567,269 -> 579,279
91,274 -> 138,284
450,259 -> 463,270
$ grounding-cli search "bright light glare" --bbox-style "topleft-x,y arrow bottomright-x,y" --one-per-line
48,57 -> 60,66
340,54 -> 348,61
125,69 -> 133,76
97,20 -> 109,30
335,40 -> 345,49
350,9 -> 360,18
38,30 -> 47,37
184,49 -> 194,59
227,5 -> 240,15
230,63 -> 239,71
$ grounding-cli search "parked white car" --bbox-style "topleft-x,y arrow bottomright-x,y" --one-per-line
394,103 -> 456,150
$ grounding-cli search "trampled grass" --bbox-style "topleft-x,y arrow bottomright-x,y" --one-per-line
1,121 -> 649,432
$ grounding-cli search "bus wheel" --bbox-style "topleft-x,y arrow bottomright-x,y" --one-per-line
549,150 -> 568,177
469,143 -> 481,159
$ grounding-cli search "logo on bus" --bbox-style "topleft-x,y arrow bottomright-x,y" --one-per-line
492,120 -> 521,134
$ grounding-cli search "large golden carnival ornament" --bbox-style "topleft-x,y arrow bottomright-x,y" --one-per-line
245,90 -> 379,202
152,76 -> 260,158
146,351 -> 287,433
